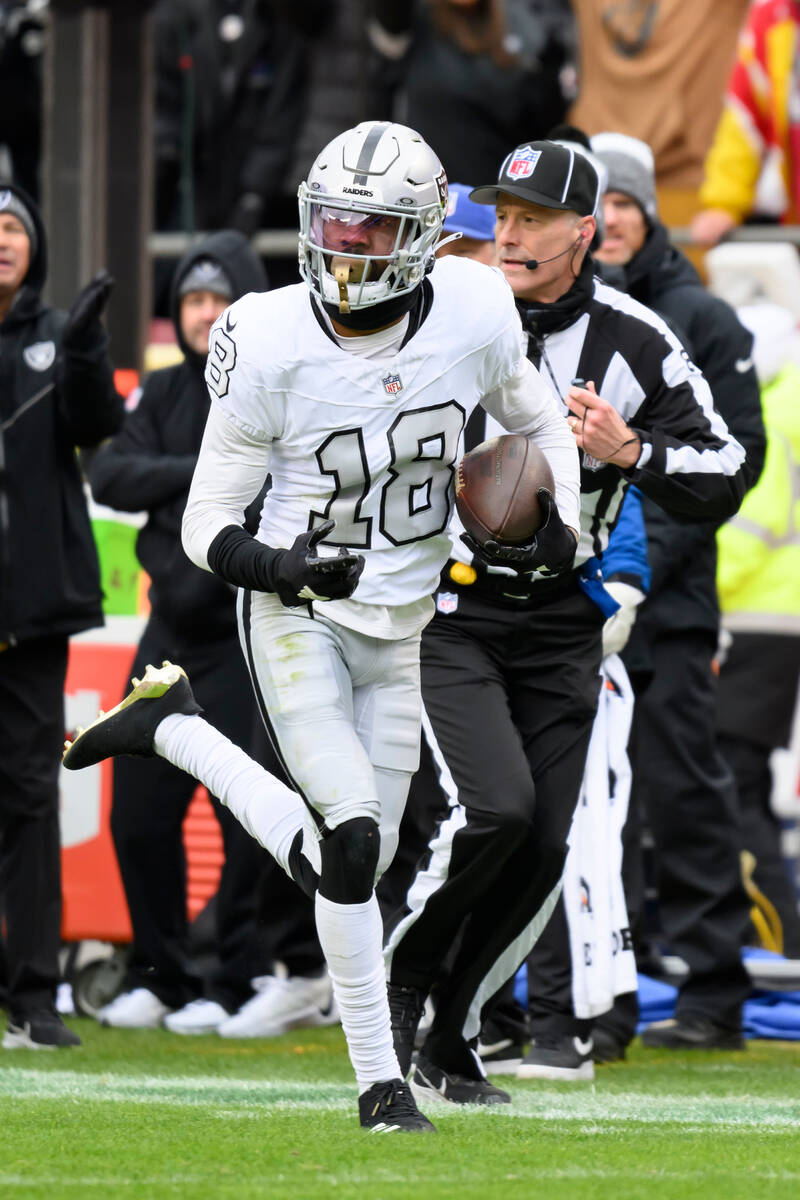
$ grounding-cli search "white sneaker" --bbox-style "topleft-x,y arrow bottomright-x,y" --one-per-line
97,988 -> 172,1028
163,999 -> 229,1035
218,972 -> 339,1039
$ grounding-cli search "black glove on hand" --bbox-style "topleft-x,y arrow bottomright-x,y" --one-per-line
463,490 -> 577,577
274,519 -> 365,607
529,489 -> 578,575
62,270 -> 114,352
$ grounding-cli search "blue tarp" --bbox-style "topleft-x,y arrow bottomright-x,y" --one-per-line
516,949 -> 800,1039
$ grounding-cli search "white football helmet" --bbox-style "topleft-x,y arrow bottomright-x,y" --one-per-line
298,121 -> 448,315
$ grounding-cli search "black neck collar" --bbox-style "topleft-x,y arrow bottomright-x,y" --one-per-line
310,278 -> 434,349
516,256 -> 596,342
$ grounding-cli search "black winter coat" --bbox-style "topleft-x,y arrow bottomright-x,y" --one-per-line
154,0 -> 306,232
372,0 -> 575,184
0,182 -> 123,645
89,230 -> 268,646
602,223 -> 766,658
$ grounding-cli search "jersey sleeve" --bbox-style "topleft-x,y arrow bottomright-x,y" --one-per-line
624,320 -> 748,521
204,297 -> 283,441
482,356 -> 581,534
472,269 -> 526,396
182,403 -> 273,571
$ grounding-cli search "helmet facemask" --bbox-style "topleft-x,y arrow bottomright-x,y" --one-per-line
297,122 -> 448,319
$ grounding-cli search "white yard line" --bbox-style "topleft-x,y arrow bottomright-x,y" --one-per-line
1,1068 -> 800,1129
2,1169 -> 800,1190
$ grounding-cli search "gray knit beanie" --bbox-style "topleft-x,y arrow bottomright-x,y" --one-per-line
590,132 -> 658,223
178,258 -> 233,299
0,188 -> 38,257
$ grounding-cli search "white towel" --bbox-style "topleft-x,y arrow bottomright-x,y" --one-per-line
564,654 -> 638,1018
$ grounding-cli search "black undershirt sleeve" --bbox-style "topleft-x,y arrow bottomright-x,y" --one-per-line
206,524 -> 283,593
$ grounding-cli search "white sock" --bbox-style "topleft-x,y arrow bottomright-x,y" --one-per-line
154,713 -> 310,876
314,891 -> 400,1092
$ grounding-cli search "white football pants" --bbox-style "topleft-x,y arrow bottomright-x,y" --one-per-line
237,590 -> 422,879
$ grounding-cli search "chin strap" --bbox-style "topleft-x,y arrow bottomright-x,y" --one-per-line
433,232 -> 462,254
320,283 -> 424,332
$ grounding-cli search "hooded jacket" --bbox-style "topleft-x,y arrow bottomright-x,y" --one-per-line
89,230 -> 267,643
0,182 -> 123,646
600,221 -> 766,654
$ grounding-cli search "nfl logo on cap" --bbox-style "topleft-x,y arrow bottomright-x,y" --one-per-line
507,147 -> 541,180
383,372 -> 403,395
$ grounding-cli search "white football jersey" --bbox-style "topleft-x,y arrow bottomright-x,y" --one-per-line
187,256 -> 577,633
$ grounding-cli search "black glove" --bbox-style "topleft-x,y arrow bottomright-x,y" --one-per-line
273,519 -> 365,607
463,489 -> 577,577
62,270 -> 114,351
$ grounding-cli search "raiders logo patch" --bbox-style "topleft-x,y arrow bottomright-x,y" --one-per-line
193,260 -> 221,281
435,168 -> 448,211
23,340 -> 56,372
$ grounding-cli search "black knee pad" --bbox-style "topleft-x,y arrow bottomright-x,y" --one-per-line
319,817 -> 380,904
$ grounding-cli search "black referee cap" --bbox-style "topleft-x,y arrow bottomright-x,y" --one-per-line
470,140 -> 600,217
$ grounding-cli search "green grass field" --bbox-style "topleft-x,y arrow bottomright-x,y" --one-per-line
1,1019 -> 799,1199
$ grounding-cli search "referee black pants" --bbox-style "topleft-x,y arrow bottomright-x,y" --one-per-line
386,579 -> 603,1077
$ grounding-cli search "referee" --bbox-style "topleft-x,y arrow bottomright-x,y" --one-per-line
385,139 -> 756,1104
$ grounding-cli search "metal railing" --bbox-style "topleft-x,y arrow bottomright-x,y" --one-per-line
146,224 -> 800,259
148,230 -> 299,258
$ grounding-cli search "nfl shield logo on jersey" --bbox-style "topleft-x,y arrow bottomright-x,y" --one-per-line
506,147 -> 541,180
436,591 -> 459,615
383,372 -> 403,395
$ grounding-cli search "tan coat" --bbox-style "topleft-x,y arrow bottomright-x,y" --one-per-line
569,0 -> 751,187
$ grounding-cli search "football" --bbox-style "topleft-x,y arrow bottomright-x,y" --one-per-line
455,434 -> 555,545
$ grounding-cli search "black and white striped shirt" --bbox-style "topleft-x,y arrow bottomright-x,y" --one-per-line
459,274 -> 748,571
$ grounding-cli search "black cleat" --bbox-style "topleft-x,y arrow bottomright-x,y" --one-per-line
359,1078 -> 436,1133
62,661 -> 203,770
387,982 -> 427,1078
640,1017 -> 745,1051
516,1034 -> 594,1080
477,1031 -> 525,1075
3,1010 -> 81,1050
590,1026 -> 628,1064
411,1054 -> 511,1106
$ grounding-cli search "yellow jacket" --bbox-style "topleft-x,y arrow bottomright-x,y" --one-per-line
700,0 -> 800,222
717,361 -> 800,632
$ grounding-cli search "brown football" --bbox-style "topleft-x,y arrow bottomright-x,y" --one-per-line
455,434 -> 555,545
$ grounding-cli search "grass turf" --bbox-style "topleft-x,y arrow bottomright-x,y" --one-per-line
1,1019 -> 799,1199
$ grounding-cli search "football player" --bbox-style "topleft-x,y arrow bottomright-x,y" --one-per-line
63,121 -> 581,1131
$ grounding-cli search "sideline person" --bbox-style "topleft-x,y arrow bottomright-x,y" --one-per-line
0,182 -> 123,1050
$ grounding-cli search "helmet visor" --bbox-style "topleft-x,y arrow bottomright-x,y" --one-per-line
310,204 -> 409,259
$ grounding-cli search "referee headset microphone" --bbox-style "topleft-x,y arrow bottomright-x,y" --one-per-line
524,230 -> 587,270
